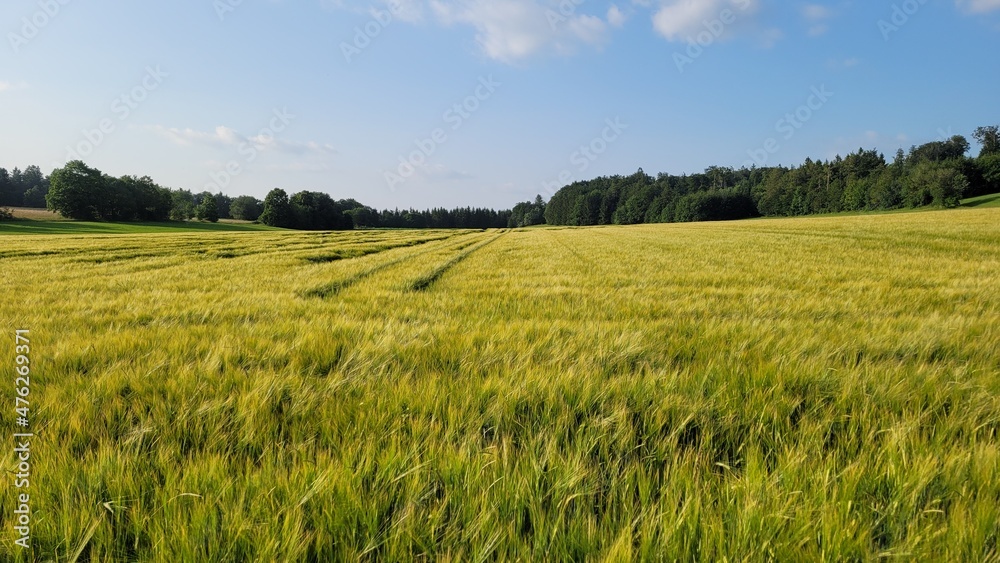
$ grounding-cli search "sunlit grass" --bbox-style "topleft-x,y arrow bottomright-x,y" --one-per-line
1,209 -> 999,560
962,192 -> 1000,208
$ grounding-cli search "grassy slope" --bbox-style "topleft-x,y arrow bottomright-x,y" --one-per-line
962,192 -> 1000,208
751,192 -> 1000,220
0,219 -> 282,234
1,211 -> 999,560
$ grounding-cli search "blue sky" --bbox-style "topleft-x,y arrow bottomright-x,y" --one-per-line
1,0 -> 998,209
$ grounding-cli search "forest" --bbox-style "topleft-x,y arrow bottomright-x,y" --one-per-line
3,126 -> 997,230
544,127 -> 1000,226
0,161 -> 513,230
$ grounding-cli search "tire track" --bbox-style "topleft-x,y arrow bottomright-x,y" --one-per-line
303,231 -> 488,298
408,230 -> 507,292
300,233 -> 457,264
545,229 -> 596,271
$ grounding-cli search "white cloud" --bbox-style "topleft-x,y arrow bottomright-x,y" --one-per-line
326,0 -> 1000,64
826,57 -> 859,69
389,162 -> 474,189
329,0 -> 615,62
416,162 -> 475,181
154,125 -> 242,148
322,0 -> 425,21
758,26 -> 783,48
651,0 -> 759,42
801,3 -> 833,36
0,80 -> 28,93
335,0 -> 891,60
801,4 -> 831,21
150,125 -> 336,156
386,0 -> 426,22
956,0 -> 1000,13
608,5 -> 627,27
264,162 -> 334,173
430,0 -> 610,63
567,14 -> 608,44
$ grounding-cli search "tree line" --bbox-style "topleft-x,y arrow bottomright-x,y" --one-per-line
5,125 -> 998,230
32,160 -> 266,223
545,126 -> 1000,226
0,165 -> 49,208
2,160 -> 541,230
253,188 -> 517,230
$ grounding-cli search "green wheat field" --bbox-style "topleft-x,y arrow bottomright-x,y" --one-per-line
2,208 -> 1000,561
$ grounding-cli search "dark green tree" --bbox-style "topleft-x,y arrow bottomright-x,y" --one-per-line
103,174 -> 139,221
508,195 -> 546,227
974,154 -> 1000,196
259,188 -> 292,227
214,192 -> 232,219
973,125 -> 999,157
123,176 -> 172,221
230,195 -> 263,221
196,193 -> 220,222
7,165 -> 48,207
909,136 -> 969,163
10,167 -> 23,202
289,191 -> 352,230
170,190 -> 196,221
22,185 -> 47,207
346,206 -> 379,228
46,161 -> 106,220
908,161 -> 967,208
0,168 -> 12,207
0,168 -> 11,206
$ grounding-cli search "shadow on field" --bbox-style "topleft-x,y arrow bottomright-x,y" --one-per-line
0,219 -> 278,235
961,193 -> 1000,208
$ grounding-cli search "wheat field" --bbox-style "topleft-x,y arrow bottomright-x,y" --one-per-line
2,209 -> 999,561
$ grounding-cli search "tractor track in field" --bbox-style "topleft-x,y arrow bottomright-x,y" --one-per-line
545,229 -> 596,270
2,231 -> 452,265
302,231 -> 490,298
299,233 -> 458,264
408,230 -> 507,292
1,232 -> 473,291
